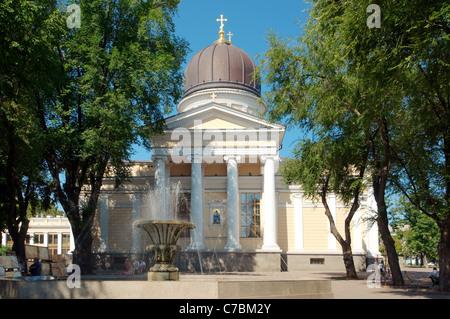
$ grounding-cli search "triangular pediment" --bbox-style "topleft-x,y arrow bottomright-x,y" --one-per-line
165,103 -> 285,131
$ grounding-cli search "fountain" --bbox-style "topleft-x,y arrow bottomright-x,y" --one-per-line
135,220 -> 195,281
135,182 -> 195,281
0,182 -> 334,299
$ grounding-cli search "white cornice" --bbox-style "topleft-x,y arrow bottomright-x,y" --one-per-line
166,103 -> 285,132
177,89 -> 267,115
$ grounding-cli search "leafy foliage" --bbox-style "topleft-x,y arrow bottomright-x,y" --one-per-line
260,0 -> 449,288
0,0 -> 62,259
1,0 -> 188,271
391,196 -> 440,262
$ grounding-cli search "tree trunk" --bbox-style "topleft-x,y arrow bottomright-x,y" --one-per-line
377,203 -> 404,286
342,242 -> 358,279
322,189 -> 358,279
62,193 -> 96,275
4,121 -> 30,263
371,116 -> 404,286
72,226 -> 94,275
438,216 -> 450,292
63,175 -> 102,275
439,122 -> 450,292
11,232 -> 27,263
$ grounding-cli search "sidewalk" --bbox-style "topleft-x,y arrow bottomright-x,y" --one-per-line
194,267 -> 450,299
90,267 -> 449,299
288,267 -> 450,299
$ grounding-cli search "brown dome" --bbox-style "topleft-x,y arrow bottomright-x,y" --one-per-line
183,42 -> 261,97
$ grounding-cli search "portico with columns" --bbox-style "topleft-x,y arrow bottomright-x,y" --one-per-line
149,100 -> 286,254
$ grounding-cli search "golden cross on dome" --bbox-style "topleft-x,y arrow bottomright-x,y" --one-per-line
214,14 -> 231,45
227,31 -> 233,43
216,14 -> 227,32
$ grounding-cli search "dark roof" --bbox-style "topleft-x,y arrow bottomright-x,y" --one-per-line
183,42 -> 261,98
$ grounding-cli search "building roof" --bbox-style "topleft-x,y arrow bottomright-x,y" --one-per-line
183,40 -> 261,98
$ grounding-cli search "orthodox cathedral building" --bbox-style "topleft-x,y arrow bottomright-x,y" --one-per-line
91,17 -> 381,272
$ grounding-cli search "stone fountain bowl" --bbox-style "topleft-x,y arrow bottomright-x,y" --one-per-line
135,220 -> 195,273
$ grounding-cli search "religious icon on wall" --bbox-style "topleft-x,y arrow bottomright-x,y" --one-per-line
213,209 -> 221,225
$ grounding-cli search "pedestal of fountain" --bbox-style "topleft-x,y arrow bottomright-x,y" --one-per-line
135,220 -> 195,281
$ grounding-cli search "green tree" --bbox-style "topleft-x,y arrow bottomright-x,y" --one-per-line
369,1 -> 449,290
27,199 -> 64,218
391,196 -> 440,266
406,215 -> 440,265
260,0 -> 405,285
261,0 -> 450,289
0,0 -> 61,261
35,0 -> 188,273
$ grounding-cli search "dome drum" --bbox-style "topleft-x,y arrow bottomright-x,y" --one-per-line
183,80 -> 260,98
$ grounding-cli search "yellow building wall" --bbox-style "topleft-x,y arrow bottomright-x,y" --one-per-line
187,117 -> 246,129
240,238 -> 262,250
204,164 -> 227,176
239,163 -> 261,176
96,173 -> 365,255
130,163 -> 154,177
277,206 -> 288,251
170,163 -> 191,176
108,207 -> 132,252
303,207 -> 328,251
285,206 -> 296,251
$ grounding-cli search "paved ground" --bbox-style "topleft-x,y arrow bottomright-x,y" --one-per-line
91,267 -> 449,299
178,267 -> 449,299
268,267 -> 448,299
294,267 -> 449,299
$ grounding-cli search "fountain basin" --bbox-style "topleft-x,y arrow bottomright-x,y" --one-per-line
135,220 -> 195,281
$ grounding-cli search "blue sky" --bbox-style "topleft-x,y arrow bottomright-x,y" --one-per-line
131,0 -> 312,160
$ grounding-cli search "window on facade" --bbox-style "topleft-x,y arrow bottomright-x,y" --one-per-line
62,233 -> 71,254
33,233 -> 44,245
48,233 -> 58,256
310,258 -> 325,265
240,193 -> 261,238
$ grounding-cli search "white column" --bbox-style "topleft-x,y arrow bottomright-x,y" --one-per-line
29,232 -> 34,245
188,155 -> 206,250
57,232 -> 62,254
153,156 -> 168,219
43,231 -> 48,247
99,194 -> 109,252
224,156 -> 242,250
165,163 -> 171,192
293,193 -> 304,251
261,155 -> 281,251
327,193 -> 338,251
131,193 -> 141,252
366,187 -> 381,257
1,233 -> 7,246
69,228 -> 75,254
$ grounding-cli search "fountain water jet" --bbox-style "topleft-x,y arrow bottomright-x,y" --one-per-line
135,182 -> 195,281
